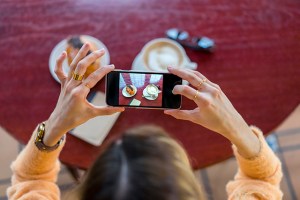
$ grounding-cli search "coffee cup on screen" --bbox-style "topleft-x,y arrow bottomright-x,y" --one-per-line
140,38 -> 197,72
146,84 -> 159,95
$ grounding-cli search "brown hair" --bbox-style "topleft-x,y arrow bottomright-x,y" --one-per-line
73,125 -> 204,200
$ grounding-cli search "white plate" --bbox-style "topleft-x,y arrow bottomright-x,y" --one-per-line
122,85 -> 137,97
49,35 -> 110,83
131,53 -> 149,71
142,88 -> 158,100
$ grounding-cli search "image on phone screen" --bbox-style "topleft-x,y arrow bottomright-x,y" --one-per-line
119,73 -> 163,107
106,70 -> 182,109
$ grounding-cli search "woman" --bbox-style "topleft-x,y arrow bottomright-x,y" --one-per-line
7,44 -> 283,199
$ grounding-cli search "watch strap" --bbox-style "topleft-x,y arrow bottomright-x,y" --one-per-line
34,122 -> 65,152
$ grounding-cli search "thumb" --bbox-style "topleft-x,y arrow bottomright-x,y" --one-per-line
92,106 -> 125,116
164,109 -> 191,121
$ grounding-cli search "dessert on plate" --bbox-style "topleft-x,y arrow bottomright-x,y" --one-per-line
125,85 -> 135,96
66,35 -> 101,77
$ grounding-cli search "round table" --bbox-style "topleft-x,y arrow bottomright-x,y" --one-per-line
0,0 -> 299,170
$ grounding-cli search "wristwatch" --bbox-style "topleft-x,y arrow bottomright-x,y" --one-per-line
34,121 -> 65,152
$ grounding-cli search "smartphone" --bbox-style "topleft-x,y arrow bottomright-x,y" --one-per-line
106,70 -> 182,109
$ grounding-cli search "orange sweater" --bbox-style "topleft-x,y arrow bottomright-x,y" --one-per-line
7,126 -> 283,199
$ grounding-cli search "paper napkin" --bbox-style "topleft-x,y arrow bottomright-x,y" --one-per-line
129,98 -> 141,106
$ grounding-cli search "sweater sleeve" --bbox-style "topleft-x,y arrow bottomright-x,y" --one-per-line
7,126 -> 65,200
226,126 -> 283,200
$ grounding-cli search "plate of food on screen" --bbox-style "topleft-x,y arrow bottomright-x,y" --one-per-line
122,85 -> 137,97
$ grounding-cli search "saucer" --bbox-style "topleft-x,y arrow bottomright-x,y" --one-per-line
49,35 -> 110,83
132,53 -> 149,71
122,85 -> 137,97
142,88 -> 158,100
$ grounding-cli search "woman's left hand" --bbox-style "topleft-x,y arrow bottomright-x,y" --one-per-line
44,44 -> 124,146
164,67 -> 260,158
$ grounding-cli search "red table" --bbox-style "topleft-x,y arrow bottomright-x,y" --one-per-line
0,0 -> 300,170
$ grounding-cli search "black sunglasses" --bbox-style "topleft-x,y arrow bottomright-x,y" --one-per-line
166,28 -> 215,53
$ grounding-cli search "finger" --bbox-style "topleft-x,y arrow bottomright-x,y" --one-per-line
164,109 -> 192,121
68,43 -> 90,78
168,67 -> 216,91
54,51 -> 67,85
82,64 -> 115,89
185,68 -> 221,90
168,67 -> 202,88
91,105 -> 125,116
184,68 -> 206,79
172,85 -> 201,101
73,48 -> 104,77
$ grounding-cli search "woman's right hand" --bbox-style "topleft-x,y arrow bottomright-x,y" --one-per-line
44,44 -> 124,147
164,67 -> 260,159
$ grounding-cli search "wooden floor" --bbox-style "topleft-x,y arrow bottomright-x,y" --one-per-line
1,104 -> 299,200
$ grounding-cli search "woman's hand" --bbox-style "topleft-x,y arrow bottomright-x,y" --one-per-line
164,67 -> 260,158
44,44 -> 124,146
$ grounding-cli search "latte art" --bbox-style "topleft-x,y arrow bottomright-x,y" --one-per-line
148,46 -> 180,71
146,84 -> 158,95
139,38 -> 197,72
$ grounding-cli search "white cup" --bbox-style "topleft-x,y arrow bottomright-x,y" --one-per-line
146,84 -> 159,95
140,38 -> 197,72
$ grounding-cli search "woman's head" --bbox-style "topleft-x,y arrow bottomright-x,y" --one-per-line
78,125 -> 204,200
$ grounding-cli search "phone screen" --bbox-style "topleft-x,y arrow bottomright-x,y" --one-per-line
106,70 -> 182,109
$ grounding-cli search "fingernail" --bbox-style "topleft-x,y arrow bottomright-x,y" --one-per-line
167,66 -> 174,71
117,107 -> 125,112
108,64 -> 115,69
95,49 -> 105,55
172,88 -> 177,94
172,86 -> 181,94
82,43 -> 89,49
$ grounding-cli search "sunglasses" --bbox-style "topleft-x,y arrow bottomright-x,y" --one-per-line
166,28 -> 215,53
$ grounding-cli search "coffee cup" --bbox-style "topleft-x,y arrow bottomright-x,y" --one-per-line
140,38 -> 197,72
146,84 -> 159,95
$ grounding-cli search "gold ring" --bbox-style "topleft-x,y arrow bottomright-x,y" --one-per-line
85,83 -> 91,89
197,78 -> 208,89
72,72 -> 84,81
194,90 -> 199,100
